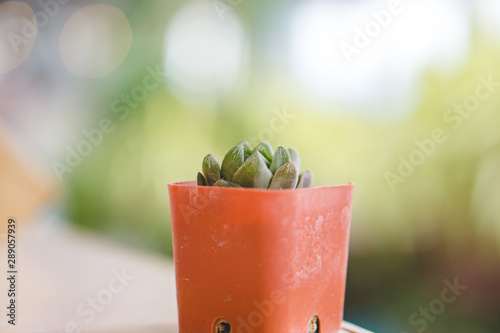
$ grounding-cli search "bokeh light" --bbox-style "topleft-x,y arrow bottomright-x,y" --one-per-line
163,1 -> 248,103
59,4 -> 132,79
289,0 -> 470,119
0,1 -> 37,75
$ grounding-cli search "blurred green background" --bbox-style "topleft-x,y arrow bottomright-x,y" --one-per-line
2,0 -> 500,332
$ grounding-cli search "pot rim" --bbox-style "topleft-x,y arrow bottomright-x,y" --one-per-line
168,180 -> 354,193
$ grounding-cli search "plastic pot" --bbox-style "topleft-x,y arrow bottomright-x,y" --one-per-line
168,181 -> 354,333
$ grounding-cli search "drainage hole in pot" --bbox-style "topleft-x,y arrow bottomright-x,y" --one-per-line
213,318 -> 231,333
308,315 -> 320,333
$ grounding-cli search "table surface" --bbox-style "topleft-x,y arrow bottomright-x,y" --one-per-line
0,216 -> 372,333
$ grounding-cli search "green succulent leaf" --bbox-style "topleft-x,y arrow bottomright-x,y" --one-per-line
197,142 -> 312,189
197,172 -> 207,186
288,147 -> 301,172
213,179 -> 243,188
268,161 -> 298,189
238,140 -> 254,155
254,142 -> 273,163
296,170 -> 313,188
221,145 -> 245,182
270,146 -> 291,174
202,154 -> 221,186
232,151 -> 273,188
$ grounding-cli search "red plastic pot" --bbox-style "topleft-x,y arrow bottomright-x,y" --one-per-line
168,181 -> 354,333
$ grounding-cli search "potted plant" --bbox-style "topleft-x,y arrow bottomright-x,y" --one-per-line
168,141 -> 354,333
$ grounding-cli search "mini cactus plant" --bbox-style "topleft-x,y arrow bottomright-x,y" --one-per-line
197,141 -> 313,189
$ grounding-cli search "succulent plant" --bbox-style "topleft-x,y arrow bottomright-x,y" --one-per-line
202,154 -> 221,185
220,145 -> 245,182
269,161 -> 298,189
233,151 -> 273,188
197,142 -> 313,189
